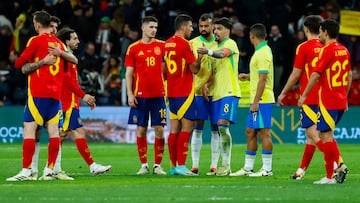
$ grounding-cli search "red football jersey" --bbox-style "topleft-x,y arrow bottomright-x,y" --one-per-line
293,39 -> 323,105
15,33 -> 66,100
315,41 -> 351,110
124,39 -> 165,98
164,35 -> 196,97
61,62 -> 85,111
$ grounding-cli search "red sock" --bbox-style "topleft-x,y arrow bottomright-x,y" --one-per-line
177,131 -> 191,166
47,137 -> 60,169
322,142 -> 335,179
168,133 -> 178,167
154,137 -> 165,165
23,138 -> 35,168
137,136 -> 148,164
299,144 -> 316,170
332,139 -> 342,165
76,138 -> 94,165
316,140 -> 323,152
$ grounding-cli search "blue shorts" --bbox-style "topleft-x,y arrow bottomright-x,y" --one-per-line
128,97 -> 167,127
246,103 -> 274,129
211,96 -> 239,125
300,104 -> 318,128
62,108 -> 82,131
195,96 -> 212,120
168,96 -> 196,120
317,107 -> 344,132
24,97 -> 61,127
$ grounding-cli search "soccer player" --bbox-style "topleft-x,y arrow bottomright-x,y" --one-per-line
6,11 -> 66,181
52,27 -> 112,180
189,13 -> 220,176
29,15 -> 79,180
165,14 -> 200,176
278,15 -> 324,180
125,16 -> 167,175
197,17 -> 241,176
231,23 -> 275,177
298,19 -> 351,184
278,15 -> 345,180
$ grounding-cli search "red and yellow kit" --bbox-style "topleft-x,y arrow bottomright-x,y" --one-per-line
164,35 -> 196,98
125,39 -> 165,98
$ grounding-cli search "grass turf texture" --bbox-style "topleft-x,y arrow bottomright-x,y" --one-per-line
0,143 -> 359,202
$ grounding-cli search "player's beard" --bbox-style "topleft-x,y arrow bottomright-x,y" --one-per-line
200,31 -> 210,38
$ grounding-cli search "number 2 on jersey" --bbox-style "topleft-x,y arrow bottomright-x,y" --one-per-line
326,59 -> 349,87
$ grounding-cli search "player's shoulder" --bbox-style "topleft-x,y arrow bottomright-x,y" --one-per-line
128,40 -> 142,50
190,36 -> 200,43
26,35 -> 39,46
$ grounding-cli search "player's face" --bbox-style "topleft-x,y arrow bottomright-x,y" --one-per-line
68,32 -> 80,51
198,19 -> 213,38
142,21 -> 158,39
213,24 -> 228,42
319,27 -> 326,44
49,22 -> 58,34
184,21 -> 194,39
249,32 -> 255,45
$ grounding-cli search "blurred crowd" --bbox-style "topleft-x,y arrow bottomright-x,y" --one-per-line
0,0 -> 360,106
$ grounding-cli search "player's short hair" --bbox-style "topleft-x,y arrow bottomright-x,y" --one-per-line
213,17 -> 232,30
303,15 -> 323,34
199,13 -> 212,22
174,14 -> 193,31
320,19 -> 339,39
56,27 -> 76,43
142,16 -> 158,25
50,16 -> 61,26
33,10 -> 51,27
250,23 -> 266,39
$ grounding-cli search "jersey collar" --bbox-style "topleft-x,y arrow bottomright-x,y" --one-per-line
199,34 -> 215,43
255,40 -> 268,51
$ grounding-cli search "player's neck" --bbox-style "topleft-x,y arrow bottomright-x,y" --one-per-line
325,38 -> 337,45
67,46 -> 74,53
307,34 -> 319,40
141,37 -> 154,44
38,28 -> 50,35
174,31 -> 185,39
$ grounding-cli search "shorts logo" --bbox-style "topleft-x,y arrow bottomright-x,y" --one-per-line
133,115 -> 138,123
161,119 -> 166,124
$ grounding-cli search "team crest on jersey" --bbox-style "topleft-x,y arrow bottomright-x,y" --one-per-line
133,115 -> 138,123
138,51 -> 144,56
154,47 -> 161,55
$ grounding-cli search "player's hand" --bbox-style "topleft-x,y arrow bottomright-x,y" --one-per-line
128,94 -> 138,108
298,96 -> 306,108
83,94 -> 96,106
250,103 -> 259,112
197,46 -> 209,55
42,54 -> 57,65
202,83 -> 210,101
89,103 -> 96,110
48,45 -> 62,57
277,93 -> 286,106
238,73 -> 249,81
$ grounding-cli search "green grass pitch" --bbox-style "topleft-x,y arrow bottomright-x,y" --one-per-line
0,143 -> 359,202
